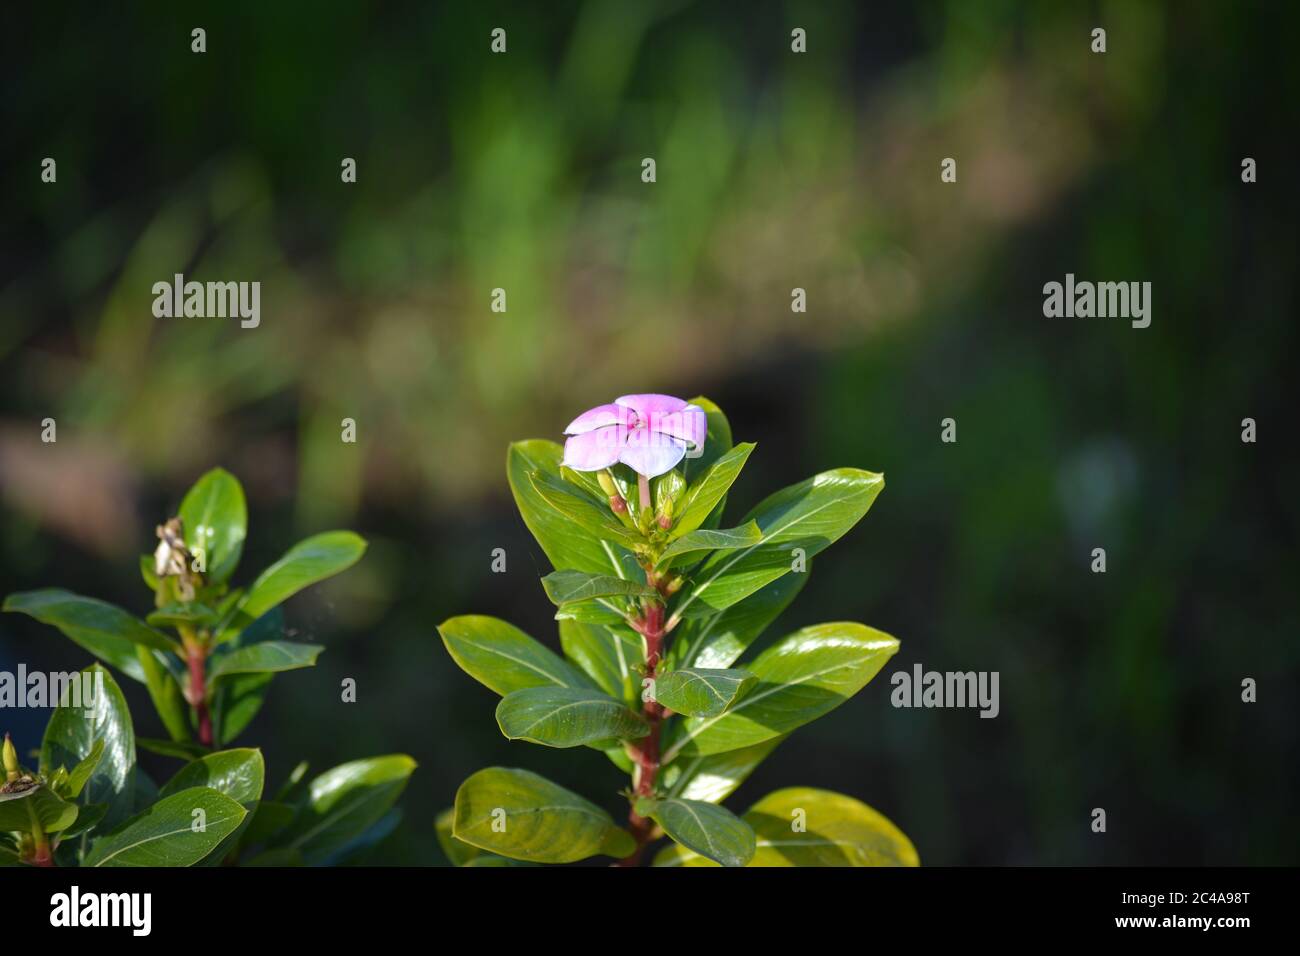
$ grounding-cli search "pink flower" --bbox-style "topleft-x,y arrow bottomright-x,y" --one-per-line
561,394 -> 706,478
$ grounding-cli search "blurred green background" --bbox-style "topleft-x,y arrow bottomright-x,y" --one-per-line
2,0 -> 1297,865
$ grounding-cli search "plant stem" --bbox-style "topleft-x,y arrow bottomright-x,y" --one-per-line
26,801 -> 54,867
618,588 -> 667,867
185,642 -> 214,746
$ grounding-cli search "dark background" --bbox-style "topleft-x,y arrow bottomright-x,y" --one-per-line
2,1 -> 1296,865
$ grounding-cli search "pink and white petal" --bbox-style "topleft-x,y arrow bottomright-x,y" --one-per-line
614,393 -> 688,424
651,404 -> 706,447
561,426 -> 625,471
619,430 -> 686,478
564,403 -> 633,435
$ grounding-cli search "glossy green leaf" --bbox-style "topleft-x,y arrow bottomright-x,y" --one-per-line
159,749 -> 265,807
139,555 -> 160,591
452,766 -> 635,863
63,739 -> 106,798
655,787 -> 918,867
496,687 -> 648,748
0,782 -> 79,834
653,668 -> 755,718
136,647 -> 190,743
4,590 -> 178,682
212,671 -> 274,745
670,443 -> 754,539
277,755 -> 416,865
438,615 -> 593,696
84,786 -> 247,866
434,807 -> 531,866
671,469 -> 883,622
663,623 -> 899,760
637,795 -> 755,867
529,470 -> 645,549
541,570 -> 654,605
226,531 -> 367,633
40,665 -> 136,828
682,397 -> 733,486
558,619 -> 641,704
667,568 -> 808,671
660,737 -> 786,804
59,801 -> 107,839
209,641 -> 323,681
178,467 -> 247,585
508,440 -> 642,578
658,522 -> 762,567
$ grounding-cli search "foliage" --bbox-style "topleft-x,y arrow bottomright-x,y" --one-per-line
436,398 -> 915,867
2,469 -> 414,867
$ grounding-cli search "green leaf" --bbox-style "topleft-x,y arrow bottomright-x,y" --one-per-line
452,766 -> 634,863
64,739 -> 106,798
682,397 -> 733,486
136,647 -> 190,743
276,755 -> 416,865
529,470 -> 644,549
60,801 -> 107,839
667,568 -> 808,671
496,687 -> 648,748
660,737 -> 786,804
558,619 -> 641,705
541,570 -> 654,605
671,469 -> 884,621
508,440 -> 642,578
658,522 -> 762,567
654,787 -> 918,867
653,668 -> 756,718
0,783 -> 79,834
435,807 -> 532,866
40,665 -> 136,828
663,623 -> 899,760
4,590 -> 178,682
226,531 -> 367,634
179,467 -> 248,585
670,443 -> 755,539
637,796 -> 755,867
84,786 -> 247,866
212,672 -> 274,745
438,615 -> 593,696
159,749 -> 265,807
209,641 -> 323,681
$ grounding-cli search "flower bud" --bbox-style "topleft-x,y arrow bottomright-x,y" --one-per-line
3,733 -> 19,782
596,471 -> 620,498
653,470 -> 685,529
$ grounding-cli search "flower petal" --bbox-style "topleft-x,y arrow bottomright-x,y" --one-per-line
561,426 -> 625,471
651,403 -> 706,448
618,430 -> 686,478
615,393 -> 689,424
564,403 -> 633,435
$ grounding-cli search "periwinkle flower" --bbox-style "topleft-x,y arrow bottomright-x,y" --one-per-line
562,394 -> 706,478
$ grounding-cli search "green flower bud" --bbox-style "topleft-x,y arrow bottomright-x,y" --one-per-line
3,733 -> 19,782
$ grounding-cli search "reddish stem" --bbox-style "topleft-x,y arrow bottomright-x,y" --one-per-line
617,598 -> 667,866
186,645 -> 214,746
